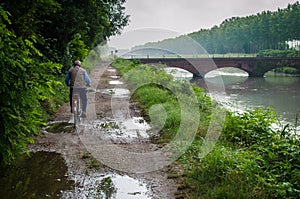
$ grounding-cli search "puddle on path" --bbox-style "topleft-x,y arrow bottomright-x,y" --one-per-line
0,151 -> 73,199
89,117 -> 151,142
110,75 -> 120,79
109,80 -> 124,85
0,151 -> 153,199
45,121 -> 74,134
107,68 -> 117,73
97,88 -> 130,97
63,173 -> 151,198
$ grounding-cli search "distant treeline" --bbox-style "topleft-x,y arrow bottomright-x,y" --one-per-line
134,2 -> 300,55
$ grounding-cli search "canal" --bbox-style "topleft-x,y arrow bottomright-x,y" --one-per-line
167,67 -> 300,128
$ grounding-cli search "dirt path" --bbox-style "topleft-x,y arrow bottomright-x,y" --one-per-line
29,61 -> 178,198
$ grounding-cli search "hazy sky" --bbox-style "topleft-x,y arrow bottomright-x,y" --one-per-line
108,0 -> 298,49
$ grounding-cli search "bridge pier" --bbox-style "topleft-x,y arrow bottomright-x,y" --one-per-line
193,73 -> 204,78
247,72 -> 264,78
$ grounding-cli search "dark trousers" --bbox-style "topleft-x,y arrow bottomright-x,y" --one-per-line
69,87 -> 87,112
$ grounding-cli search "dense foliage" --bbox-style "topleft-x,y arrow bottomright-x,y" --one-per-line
113,58 -> 300,198
0,7 -> 60,167
134,2 -> 300,55
0,1 -> 128,167
1,0 -> 129,70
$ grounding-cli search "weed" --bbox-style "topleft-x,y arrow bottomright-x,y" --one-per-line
89,158 -> 100,169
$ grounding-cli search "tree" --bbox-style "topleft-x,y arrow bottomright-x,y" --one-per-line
1,0 -> 129,70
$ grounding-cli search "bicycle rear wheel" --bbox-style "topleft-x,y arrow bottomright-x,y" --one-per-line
73,94 -> 80,127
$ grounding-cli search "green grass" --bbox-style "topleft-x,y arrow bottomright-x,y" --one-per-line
181,145 -> 265,198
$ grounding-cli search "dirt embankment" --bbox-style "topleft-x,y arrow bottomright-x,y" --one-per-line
29,61 -> 179,199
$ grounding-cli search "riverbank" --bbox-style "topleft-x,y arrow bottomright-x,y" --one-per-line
112,58 -> 300,198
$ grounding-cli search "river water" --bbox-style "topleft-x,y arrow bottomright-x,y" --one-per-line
166,67 -> 300,128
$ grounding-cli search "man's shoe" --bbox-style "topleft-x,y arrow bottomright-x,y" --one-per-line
82,112 -> 87,118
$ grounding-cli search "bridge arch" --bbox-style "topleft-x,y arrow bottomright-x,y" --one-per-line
204,67 -> 249,78
158,63 -> 252,78
261,66 -> 300,76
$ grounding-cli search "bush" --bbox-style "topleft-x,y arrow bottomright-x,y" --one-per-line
222,108 -> 277,147
0,8 -> 67,167
222,108 -> 300,197
257,49 -> 300,57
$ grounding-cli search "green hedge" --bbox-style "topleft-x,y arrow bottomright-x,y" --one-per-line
0,8 -> 68,167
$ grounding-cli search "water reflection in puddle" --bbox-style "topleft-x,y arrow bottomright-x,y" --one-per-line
109,80 -> 124,85
63,173 -> 151,198
1,148 -> 152,199
97,88 -> 130,97
112,89 -> 130,97
110,75 -> 120,79
90,117 -> 150,142
107,68 -> 117,72
0,151 -> 73,199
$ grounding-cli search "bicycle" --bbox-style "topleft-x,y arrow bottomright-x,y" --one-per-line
72,92 -> 82,127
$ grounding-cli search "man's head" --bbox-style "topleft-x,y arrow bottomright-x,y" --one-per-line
74,60 -> 81,67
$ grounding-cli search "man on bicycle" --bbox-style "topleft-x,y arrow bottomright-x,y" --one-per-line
65,60 -> 91,118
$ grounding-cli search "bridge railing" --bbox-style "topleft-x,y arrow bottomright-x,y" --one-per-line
121,53 -> 257,59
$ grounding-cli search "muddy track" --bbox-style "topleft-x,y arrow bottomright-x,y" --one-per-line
29,61 -> 178,199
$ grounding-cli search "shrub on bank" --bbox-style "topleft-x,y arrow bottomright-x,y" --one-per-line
257,49 -> 300,58
222,108 -> 300,198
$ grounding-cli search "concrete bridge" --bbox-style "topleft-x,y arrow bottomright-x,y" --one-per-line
130,57 -> 300,77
